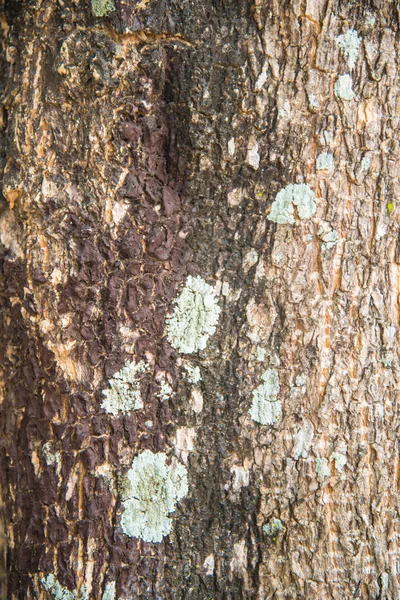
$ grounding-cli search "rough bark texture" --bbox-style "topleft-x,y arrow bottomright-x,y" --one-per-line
0,0 -> 400,598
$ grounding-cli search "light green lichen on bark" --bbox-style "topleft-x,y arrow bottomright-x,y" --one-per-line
166,276 -> 221,354
183,363 -> 202,384
336,29 -> 361,69
41,574 -> 77,600
268,184 -> 316,224
263,518 -> 283,536
91,0 -> 115,17
101,359 -> 146,415
102,581 -> 116,600
334,74 -> 355,101
120,450 -> 188,543
316,152 -> 334,172
315,457 -> 331,478
249,368 -> 281,425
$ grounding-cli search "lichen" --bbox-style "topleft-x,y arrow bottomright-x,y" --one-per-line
249,368 -> 281,425
91,0 -> 115,17
308,93 -> 320,109
158,381 -> 173,402
318,227 -> 339,251
256,346 -> 266,362
166,276 -> 221,354
120,450 -> 188,543
315,457 -> 331,478
183,363 -> 202,384
361,156 -> 371,172
334,74 -> 355,101
336,29 -> 361,69
331,452 -> 347,472
41,574 -> 77,600
102,582 -> 116,600
263,518 -> 283,536
292,419 -> 314,460
268,184 -> 316,224
316,152 -> 334,171
42,442 -> 60,467
101,359 -> 146,415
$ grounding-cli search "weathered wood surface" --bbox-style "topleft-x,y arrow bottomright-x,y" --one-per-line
0,0 -> 399,598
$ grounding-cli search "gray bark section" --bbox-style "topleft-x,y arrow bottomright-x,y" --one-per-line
0,0 -> 399,598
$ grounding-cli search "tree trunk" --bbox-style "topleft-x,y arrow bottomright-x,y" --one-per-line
1,0 -> 399,598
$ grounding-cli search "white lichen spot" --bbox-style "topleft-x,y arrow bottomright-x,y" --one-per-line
203,554 -> 215,576
256,346 -> 266,362
246,139 -> 260,170
308,93 -> 320,109
42,442 -> 60,467
158,381 -> 172,402
144,420 -> 153,428
361,156 -> 371,172
166,276 -> 221,354
249,368 -> 281,426
318,227 -> 339,251
334,74 -> 355,101
331,451 -> 347,472
120,450 -> 188,543
101,359 -> 146,415
102,581 -> 116,600
41,574 -> 77,600
174,427 -> 196,464
183,364 -> 202,385
91,0 -> 115,17
322,130 -> 333,144
228,138 -> 236,156
263,518 -> 283,536
295,374 -> 307,387
315,457 -> 331,478
336,29 -> 361,69
230,466 -> 250,492
316,152 -> 334,172
292,419 -> 314,460
268,184 -> 316,224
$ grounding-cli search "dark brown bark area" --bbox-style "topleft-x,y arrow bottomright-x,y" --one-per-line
0,0 -> 400,599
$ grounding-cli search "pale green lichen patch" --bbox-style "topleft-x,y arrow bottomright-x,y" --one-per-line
41,574 -> 77,599
361,156 -> 371,172
166,276 -> 221,354
336,29 -> 361,69
268,184 -> 316,224
334,74 -> 355,101
101,359 -> 146,415
249,368 -> 281,425
315,457 -> 331,478
158,381 -> 173,402
120,450 -> 188,543
102,581 -> 116,600
183,363 -> 202,384
331,451 -> 347,472
91,0 -> 115,17
263,518 -> 283,536
318,227 -> 339,251
316,152 -> 334,172
256,346 -> 266,362
42,442 -> 60,467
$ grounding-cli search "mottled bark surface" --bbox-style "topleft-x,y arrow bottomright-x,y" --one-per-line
0,0 -> 400,598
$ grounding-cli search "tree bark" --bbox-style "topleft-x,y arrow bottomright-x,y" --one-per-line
1,0 -> 400,598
